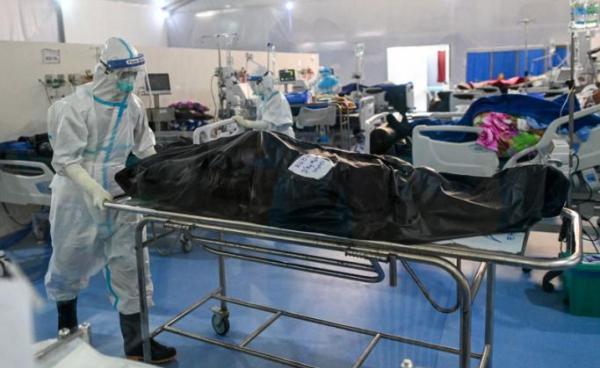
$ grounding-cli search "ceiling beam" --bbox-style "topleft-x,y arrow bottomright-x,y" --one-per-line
163,0 -> 197,12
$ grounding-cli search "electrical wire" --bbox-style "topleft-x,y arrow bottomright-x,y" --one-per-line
582,216 -> 600,253
38,79 -> 53,104
559,86 -> 576,117
0,259 -> 11,279
573,153 -> 600,204
1,202 -> 30,226
572,152 -> 600,253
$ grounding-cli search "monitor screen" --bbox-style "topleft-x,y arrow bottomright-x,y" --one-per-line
279,69 -> 296,82
146,73 -> 171,94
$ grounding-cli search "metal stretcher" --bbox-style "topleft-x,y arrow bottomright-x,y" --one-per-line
105,200 -> 581,368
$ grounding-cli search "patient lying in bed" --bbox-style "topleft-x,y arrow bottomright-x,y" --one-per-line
410,94 -> 600,158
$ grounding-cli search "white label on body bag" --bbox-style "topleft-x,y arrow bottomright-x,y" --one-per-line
288,154 -> 335,180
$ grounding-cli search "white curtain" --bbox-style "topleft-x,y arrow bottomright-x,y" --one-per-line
0,0 -> 58,42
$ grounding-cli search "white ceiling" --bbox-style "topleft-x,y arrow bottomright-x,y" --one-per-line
105,0 -> 319,12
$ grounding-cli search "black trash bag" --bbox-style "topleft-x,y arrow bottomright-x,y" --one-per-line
115,131 -> 568,244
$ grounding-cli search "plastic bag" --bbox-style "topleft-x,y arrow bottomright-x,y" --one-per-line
116,131 -> 568,244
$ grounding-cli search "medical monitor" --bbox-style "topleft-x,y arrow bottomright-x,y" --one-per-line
146,73 -> 171,95
279,69 -> 296,83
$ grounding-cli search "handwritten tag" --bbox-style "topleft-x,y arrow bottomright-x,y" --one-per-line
288,154 -> 335,180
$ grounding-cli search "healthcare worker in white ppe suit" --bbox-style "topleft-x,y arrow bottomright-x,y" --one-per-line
233,66 -> 295,138
45,37 -> 176,364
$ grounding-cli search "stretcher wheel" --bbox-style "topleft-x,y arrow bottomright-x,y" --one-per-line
522,268 -> 532,274
211,314 -> 230,336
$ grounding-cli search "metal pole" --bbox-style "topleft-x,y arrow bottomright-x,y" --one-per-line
459,289 -> 472,368
484,263 -> 496,368
104,202 -> 583,271
218,231 -> 228,312
135,220 -> 152,363
54,1 -> 66,43
568,28 -> 576,208
524,19 -> 530,77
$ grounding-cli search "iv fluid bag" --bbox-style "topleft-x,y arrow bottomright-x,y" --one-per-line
571,0 -> 600,31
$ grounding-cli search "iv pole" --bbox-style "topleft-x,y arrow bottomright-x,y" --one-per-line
568,12 -> 577,208
520,18 -> 534,78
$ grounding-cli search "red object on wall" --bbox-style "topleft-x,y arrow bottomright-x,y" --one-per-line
437,50 -> 447,83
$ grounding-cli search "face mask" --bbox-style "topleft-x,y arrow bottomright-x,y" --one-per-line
116,71 -> 137,94
117,79 -> 134,93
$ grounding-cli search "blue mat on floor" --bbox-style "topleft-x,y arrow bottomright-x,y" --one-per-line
19,234 -> 600,368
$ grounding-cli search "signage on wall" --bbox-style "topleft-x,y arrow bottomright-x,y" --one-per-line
42,49 -> 61,64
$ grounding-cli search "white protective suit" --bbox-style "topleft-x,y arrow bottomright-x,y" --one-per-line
45,38 -> 155,315
234,66 -> 295,138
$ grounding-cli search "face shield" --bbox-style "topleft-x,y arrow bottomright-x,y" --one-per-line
248,67 -> 275,100
319,67 -> 332,78
248,74 -> 264,96
95,38 -> 148,99
100,56 -> 146,95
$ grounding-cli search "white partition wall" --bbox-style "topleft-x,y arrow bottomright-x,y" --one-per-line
0,40 -> 318,143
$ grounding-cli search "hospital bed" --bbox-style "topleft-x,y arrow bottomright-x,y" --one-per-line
412,103 -> 600,179
0,159 -> 53,241
105,199 -> 581,368
449,87 -> 501,113
410,104 -> 600,293
0,160 -> 53,206
355,111 -> 461,155
192,118 -> 245,144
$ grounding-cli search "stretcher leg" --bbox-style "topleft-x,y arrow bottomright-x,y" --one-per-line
459,298 -> 472,368
485,263 -> 496,368
136,219 -> 152,363
212,231 -> 231,335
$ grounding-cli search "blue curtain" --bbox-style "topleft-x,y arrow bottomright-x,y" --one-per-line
552,46 -> 568,67
466,52 -> 492,82
467,47 -> 562,82
518,49 -> 546,76
492,51 -> 518,79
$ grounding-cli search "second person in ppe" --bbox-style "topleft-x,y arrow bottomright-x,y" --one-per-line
233,66 -> 295,138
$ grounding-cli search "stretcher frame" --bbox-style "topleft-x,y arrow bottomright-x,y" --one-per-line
105,201 -> 582,368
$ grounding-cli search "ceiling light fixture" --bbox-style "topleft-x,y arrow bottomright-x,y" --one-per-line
195,10 -> 218,18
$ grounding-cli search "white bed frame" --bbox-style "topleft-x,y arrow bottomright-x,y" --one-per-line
192,118 -> 245,145
412,104 -> 600,177
0,160 -> 53,206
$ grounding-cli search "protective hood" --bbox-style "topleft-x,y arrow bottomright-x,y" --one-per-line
92,37 -> 145,103
248,65 -> 275,99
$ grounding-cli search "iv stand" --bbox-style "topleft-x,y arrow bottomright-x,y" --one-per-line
519,18 -> 534,93
568,16 -> 577,208
201,33 -> 239,119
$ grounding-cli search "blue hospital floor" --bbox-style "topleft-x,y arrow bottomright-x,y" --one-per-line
6,231 -> 600,368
